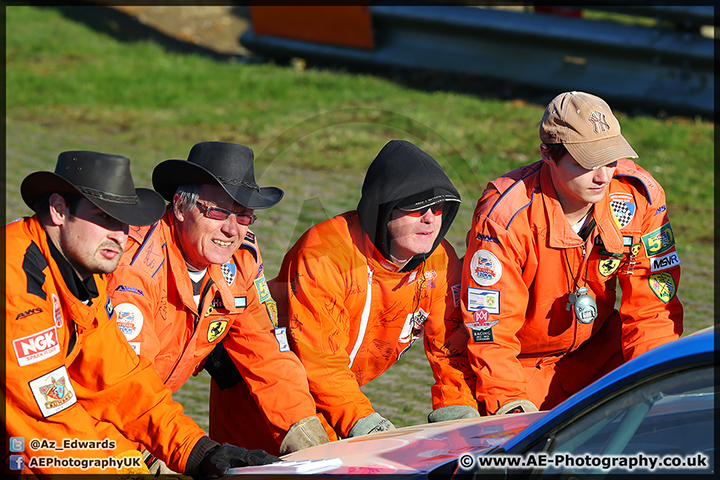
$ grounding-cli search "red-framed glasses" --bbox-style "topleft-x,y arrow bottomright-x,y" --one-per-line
398,203 -> 444,217
196,201 -> 257,226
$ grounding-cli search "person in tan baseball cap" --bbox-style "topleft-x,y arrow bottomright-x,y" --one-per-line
460,91 -> 683,416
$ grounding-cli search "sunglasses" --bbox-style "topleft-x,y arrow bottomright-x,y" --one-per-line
398,203 -> 444,217
196,201 -> 257,226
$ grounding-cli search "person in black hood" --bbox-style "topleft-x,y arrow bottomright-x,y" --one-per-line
357,139 -> 462,272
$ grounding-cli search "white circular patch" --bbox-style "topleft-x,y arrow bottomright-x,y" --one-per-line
114,303 -> 144,341
470,249 -> 502,286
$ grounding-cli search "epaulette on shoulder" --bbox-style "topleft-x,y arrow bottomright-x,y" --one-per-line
613,159 -> 660,204
239,229 -> 259,262
484,162 -> 543,228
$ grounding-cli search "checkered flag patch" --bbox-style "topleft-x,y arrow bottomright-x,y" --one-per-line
610,201 -> 635,229
220,263 -> 236,286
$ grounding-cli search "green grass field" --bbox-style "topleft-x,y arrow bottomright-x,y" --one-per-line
6,6 -> 714,430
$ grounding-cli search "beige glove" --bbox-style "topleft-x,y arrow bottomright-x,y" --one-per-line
427,404 -> 480,423
494,399 -> 538,415
141,448 -> 180,476
279,415 -> 331,455
347,412 -> 395,438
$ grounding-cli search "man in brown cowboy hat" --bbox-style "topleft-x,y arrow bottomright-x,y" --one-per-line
104,141 -> 329,466
4,150 -> 279,477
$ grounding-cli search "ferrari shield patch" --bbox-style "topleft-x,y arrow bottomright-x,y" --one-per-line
649,272 -> 677,303
598,257 -> 621,276
207,319 -> 229,343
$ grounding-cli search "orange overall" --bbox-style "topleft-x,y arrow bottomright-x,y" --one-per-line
105,210 -> 317,453
5,216 -> 206,477
462,159 -> 683,415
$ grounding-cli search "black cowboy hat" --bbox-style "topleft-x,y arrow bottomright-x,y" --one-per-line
21,151 -> 166,226
152,141 -> 283,209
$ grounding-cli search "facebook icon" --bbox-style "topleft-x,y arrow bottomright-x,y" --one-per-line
9,455 -> 25,471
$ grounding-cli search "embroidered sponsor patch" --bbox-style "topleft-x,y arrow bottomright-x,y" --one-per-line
235,296 -> 247,308
244,231 -> 256,244
274,327 -> 290,352
207,319 -> 229,343
114,303 -> 144,341
399,308 -> 428,343
610,192 -> 636,229
451,285 -> 461,307
105,298 -> 114,319
654,205 -> 666,216
15,307 -> 44,321
467,287 -> 500,314
469,309 -> 499,329
220,263 -> 236,286
469,249 -> 502,286
114,285 -> 144,296
254,276 -> 272,303
471,328 -> 494,343
211,294 -> 225,309
265,299 -> 279,328
650,251 -> 682,272
623,236 -> 633,247
29,366 -> 77,418
641,223 -> 675,256
423,270 -> 437,289
255,262 -> 264,279
476,233 -> 500,244
13,326 -> 60,366
649,272 -> 677,303
598,257 -> 621,277
52,294 -> 63,328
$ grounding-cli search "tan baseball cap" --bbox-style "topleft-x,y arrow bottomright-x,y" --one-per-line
539,91 -> 638,169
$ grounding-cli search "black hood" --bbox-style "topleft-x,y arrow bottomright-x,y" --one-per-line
357,140 -> 461,272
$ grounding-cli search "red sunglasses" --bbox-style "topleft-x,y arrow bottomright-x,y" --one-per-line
398,203 -> 444,217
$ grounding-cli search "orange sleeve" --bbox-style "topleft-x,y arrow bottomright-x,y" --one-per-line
273,249 -> 375,438
616,186 -> 683,359
106,264 -> 163,368
425,244 -> 477,410
462,200 -> 533,415
221,257 -> 317,442
67,311 -> 206,473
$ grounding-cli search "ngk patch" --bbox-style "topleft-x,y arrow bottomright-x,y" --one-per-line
13,326 -> 60,366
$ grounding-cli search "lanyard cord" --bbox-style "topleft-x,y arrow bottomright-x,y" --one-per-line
563,243 -> 591,291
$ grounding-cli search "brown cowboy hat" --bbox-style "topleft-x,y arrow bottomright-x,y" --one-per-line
21,150 -> 166,226
152,141 -> 284,209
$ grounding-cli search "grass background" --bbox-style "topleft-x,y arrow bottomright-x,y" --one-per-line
6,6 -> 714,431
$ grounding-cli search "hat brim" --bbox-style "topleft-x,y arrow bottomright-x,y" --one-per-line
565,134 -> 638,170
153,159 -> 283,209
397,193 -> 461,211
21,171 -> 166,226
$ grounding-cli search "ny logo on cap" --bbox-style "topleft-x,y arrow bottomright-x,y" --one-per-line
588,111 -> 611,134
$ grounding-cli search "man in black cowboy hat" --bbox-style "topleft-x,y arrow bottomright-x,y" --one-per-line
105,141 -> 329,464
5,150 -> 278,477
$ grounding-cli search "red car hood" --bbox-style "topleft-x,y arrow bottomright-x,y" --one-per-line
230,411 -> 546,476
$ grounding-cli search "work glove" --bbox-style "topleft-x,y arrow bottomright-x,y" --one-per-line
193,442 -> 280,478
279,415 -> 331,455
347,412 -> 395,438
494,399 -> 538,415
427,404 -> 480,423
